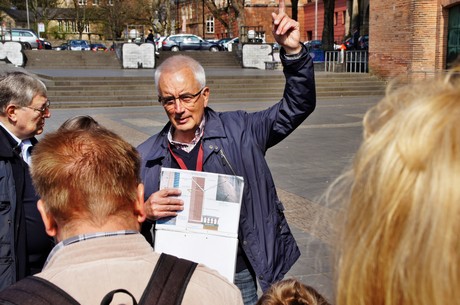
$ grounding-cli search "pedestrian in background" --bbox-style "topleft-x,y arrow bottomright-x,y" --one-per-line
145,29 -> 155,43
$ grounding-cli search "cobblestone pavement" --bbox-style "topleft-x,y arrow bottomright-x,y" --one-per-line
3,63 -> 383,302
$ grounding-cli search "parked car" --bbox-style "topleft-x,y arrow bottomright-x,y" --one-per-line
223,37 -> 239,51
304,40 -> 322,51
344,36 -> 368,50
54,43 -> 69,51
68,39 -> 90,51
89,43 -> 107,51
217,37 -> 233,50
154,36 -> 166,50
344,37 -> 355,50
162,34 -> 221,51
358,35 -> 369,50
2,28 -> 41,49
39,38 -> 52,49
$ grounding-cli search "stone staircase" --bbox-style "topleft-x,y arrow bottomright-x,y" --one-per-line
39,72 -> 385,108
24,49 -> 386,108
24,48 -> 241,69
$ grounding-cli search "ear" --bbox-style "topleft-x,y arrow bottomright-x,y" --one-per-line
135,183 -> 147,223
5,104 -> 19,123
37,199 -> 58,237
202,86 -> 210,108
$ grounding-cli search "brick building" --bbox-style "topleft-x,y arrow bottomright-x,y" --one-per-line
183,0 -> 367,44
370,0 -> 460,78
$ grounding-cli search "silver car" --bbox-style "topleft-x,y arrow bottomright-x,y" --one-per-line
1,28 -> 40,49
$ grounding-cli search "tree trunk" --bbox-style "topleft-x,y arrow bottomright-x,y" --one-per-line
232,0 -> 245,37
291,0 -> 298,21
321,0 -> 335,50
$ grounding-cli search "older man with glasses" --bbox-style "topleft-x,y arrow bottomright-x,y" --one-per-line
0,71 -> 53,291
137,1 -> 316,304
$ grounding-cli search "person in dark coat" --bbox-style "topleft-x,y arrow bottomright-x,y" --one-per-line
137,1 -> 316,304
0,71 -> 54,291
145,29 -> 155,43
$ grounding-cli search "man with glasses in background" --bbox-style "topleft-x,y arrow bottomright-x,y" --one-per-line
0,71 -> 54,291
138,1 -> 316,304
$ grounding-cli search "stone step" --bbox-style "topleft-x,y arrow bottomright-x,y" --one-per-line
50,88 -> 384,109
48,84 -> 384,100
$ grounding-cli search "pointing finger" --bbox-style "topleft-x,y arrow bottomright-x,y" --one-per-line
279,0 -> 285,14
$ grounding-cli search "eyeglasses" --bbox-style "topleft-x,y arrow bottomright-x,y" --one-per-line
24,100 -> 51,115
158,88 -> 204,109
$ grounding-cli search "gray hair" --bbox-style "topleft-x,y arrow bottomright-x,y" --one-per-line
154,55 -> 206,94
0,71 -> 47,113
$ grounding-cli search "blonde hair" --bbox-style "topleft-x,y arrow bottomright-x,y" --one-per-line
257,279 -> 330,305
329,72 -> 460,305
30,127 -> 141,228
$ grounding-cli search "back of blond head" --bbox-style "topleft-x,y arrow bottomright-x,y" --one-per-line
257,279 -> 330,305
330,72 -> 460,305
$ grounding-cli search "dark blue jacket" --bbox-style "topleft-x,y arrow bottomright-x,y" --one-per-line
0,127 -> 33,291
137,47 -> 316,291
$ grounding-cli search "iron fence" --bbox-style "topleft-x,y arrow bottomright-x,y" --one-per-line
324,50 -> 368,73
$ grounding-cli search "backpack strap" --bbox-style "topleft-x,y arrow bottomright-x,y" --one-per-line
100,289 -> 138,305
138,253 -> 198,305
0,276 -> 80,305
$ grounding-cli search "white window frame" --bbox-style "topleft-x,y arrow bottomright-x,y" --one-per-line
206,15 -> 215,34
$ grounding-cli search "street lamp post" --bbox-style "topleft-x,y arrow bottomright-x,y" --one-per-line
314,0 -> 318,40
26,0 -> 30,29
202,0 -> 205,37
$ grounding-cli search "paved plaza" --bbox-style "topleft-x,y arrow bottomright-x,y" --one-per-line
4,63 -> 384,301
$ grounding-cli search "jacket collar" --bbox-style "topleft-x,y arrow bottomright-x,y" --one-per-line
143,107 -> 227,162
0,125 -> 17,158
0,125 -> 38,159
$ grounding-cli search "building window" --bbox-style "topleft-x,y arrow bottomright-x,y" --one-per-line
108,0 -> 113,5
78,0 -> 87,5
206,15 -> 214,33
334,12 -> 338,25
342,11 -> 346,25
58,20 -> 90,33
